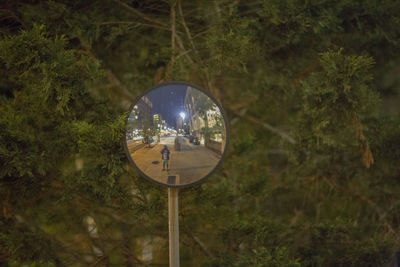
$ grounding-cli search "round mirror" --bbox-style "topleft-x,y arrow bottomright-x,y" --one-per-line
124,82 -> 229,188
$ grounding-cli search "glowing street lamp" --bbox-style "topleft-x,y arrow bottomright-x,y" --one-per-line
179,112 -> 185,120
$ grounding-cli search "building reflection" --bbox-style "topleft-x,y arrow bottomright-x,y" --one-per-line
126,95 -> 153,141
184,86 -> 225,154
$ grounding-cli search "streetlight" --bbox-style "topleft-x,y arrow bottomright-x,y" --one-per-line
179,112 -> 185,120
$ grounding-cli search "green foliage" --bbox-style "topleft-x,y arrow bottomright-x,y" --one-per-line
292,48 -> 379,168
235,247 -> 301,267
210,246 -> 301,267
0,220 -> 58,266
0,24 -> 99,181
1,0 -> 400,266
300,220 -> 394,266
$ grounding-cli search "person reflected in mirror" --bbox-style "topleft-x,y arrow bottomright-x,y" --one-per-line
160,145 -> 170,171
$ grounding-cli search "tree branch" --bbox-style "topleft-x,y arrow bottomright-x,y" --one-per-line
323,177 -> 399,240
2,188 -> 10,220
165,0 -> 177,80
181,226 -> 215,259
78,39 -> 135,106
232,108 -> 296,144
176,0 -> 216,96
96,20 -> 172,32
171,0 -> 176,66
111,0 -> 167,27
177,1 -> 200,58
12,214 -> 87,265
175,34 -> 194,64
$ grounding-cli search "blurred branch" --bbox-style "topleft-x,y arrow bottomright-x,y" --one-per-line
171,0 -> 177,70
78,39 -> 135,105
12,214 -> 87,264
2,189 -> 10,220
232,108 -> 296,144
175,48 -> 193,60
175,35 -> 194,64
111,0 -> 167,27
165,0 -> 177,80
192,29 -> 210,39
177,0 -> 218,96
97,20 -> 172,31
88,242 -> 150,267
323,177 -> 399,240
104,70 -> 135,103
181,225 -> 215,259
88,244 -> 116,267
177,1 -> 200,59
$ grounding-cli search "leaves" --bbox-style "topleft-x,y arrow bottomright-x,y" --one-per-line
1,0 -> 400,266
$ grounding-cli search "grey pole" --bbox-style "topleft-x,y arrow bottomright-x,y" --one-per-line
168,188 -> 180,267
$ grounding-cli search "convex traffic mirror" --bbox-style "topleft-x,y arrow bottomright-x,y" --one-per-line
124,82 -> 228,188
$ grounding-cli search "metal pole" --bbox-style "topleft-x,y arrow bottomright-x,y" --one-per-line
168,188 -> 180,267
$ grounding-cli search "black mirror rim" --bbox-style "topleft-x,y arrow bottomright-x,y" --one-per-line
123,81 -> 230,189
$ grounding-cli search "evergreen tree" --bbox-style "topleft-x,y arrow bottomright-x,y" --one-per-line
1,0 -> 400,266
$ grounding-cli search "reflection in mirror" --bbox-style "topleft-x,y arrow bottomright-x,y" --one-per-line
125,84 -> 227,187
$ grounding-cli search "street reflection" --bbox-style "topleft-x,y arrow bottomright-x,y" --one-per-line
125,84 -> 226,186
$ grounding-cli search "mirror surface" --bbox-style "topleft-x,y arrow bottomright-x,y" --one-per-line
124,83 -> 227,187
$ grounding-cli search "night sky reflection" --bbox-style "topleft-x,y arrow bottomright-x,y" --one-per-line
145,84 -> 187,128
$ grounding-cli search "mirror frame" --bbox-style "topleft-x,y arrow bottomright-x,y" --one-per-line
123,81 -> 230,188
